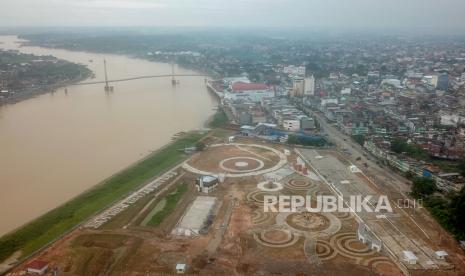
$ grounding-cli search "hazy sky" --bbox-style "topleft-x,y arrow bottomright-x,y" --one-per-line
1,0 -> 465,32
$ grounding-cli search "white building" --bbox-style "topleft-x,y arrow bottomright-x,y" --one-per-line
304,75 -> 315,96
341,87 -> 351,95
403,251 -> 418,265
422,75 -> 439,87
440,114 -> 465,127
435,250 -> 448,260
196,175 -> 219,193
283,118 -> 300,132
292,77 -> 305,97
381,79 -> 402,89
226,81 -> 274,102
283,65 -> 305,76
321,98 -> 338,106
176,263 -> 186,274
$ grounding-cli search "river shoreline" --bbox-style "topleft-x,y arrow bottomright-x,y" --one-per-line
0,38 -> 94,106
1,37 -> 212,107
0,35 -> 221,271
0,74 -> 91,106
0,35 -> 217,238
0,131 -> 209,273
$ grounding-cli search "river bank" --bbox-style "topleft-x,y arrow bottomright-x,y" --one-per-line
0,35 -> 217,238
0,42 -> 93,106
19,35 -> 218,79
0,131 -> 208,268
0,74 -> 91,106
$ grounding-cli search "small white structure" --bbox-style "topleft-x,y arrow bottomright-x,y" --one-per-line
435,250 -> 448,260
349,165 -> 361,173
26,260 -> 49,275
218,173 -> 226,183
341,87 -> 351,95
403,251 -> 418,265
176,263 -> 186,274
284,149 -> 291,156
357,223 -> 382,252
184,147 -> 197,154
228,136 -> 235,143
196,175 -> 219,193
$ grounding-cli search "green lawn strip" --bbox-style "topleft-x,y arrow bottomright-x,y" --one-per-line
147,184 -> 188,226
0,132 -> 205,262
141,198 -> 167,226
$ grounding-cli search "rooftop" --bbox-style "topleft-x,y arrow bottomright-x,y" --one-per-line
403,251 -> 418,260
27,260 -> 49,270
232,82 -> 268,92
176,263 -> 186,270
201,175 -> 218,183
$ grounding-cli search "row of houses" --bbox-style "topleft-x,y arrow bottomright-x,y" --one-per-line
364,140 -> 460,192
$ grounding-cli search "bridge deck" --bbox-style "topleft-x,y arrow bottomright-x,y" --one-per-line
73,74 -> 208,86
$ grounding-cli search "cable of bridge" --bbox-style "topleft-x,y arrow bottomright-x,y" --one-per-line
72,74 -> 208,86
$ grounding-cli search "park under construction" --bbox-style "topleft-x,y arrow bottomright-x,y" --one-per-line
10,130 -> 465,275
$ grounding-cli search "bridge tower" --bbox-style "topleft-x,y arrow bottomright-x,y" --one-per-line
104,59 -> 114,92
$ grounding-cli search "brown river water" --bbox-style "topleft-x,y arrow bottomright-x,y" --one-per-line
0,36 -> 217,236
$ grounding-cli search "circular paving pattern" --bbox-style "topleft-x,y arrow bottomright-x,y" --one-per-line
182,143 -> 287,178
246,190 -> 276,206
257,181 -> 284,192
251,209 -> 274,225
330,232 -> 376,262
219,157 -> 265,173
315,240 -> 337,261
285,178 -> 317,191
286,212 -> 330,232
332,211 -> 353,220
362,257 -> 397,270
276,211 -> 341,239
253,226 -> 300,248
310,189 -> 333,197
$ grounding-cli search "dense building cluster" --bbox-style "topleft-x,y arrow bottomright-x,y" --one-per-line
198,35 -> 465,190
0,49 -> 90,103
22,32 -> 465,188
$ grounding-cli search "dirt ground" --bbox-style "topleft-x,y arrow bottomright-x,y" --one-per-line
187,143 -> 281,174
9,135 -> 465,276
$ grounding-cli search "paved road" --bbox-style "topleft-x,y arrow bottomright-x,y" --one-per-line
303,106 -> 411,195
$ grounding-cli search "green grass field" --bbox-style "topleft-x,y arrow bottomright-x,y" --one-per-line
147,184 -> 187,226
140,198 -> 166,226
0,132 -> 206,262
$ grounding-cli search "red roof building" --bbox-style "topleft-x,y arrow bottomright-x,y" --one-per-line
26,260 -> 49,275
231,82 -> 268,92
